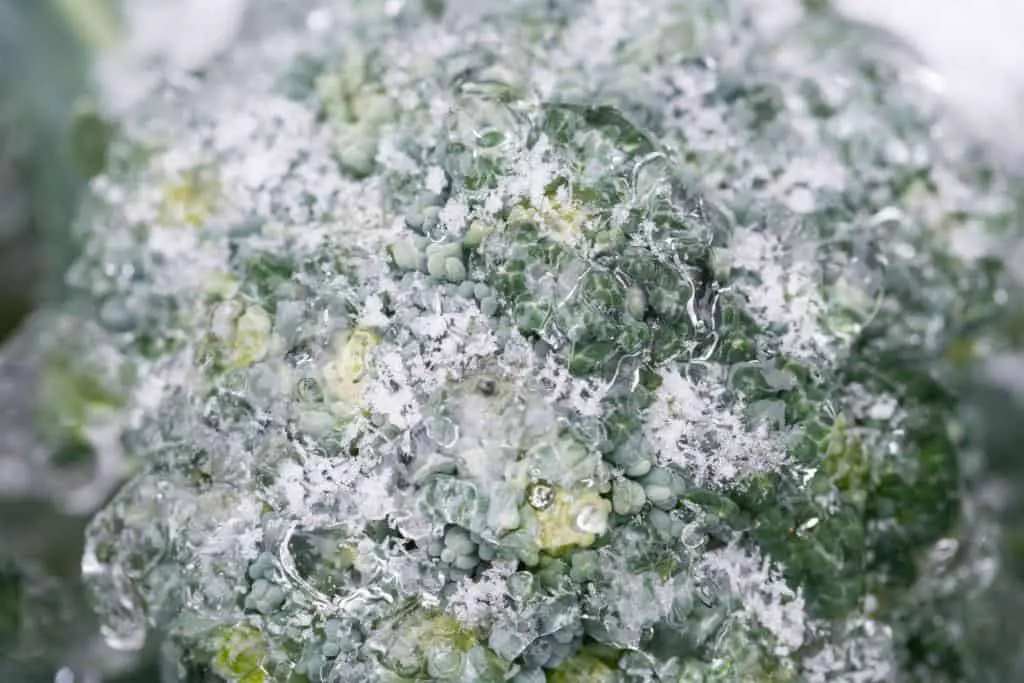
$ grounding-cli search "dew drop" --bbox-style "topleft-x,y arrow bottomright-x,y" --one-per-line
294,377 -> 323,402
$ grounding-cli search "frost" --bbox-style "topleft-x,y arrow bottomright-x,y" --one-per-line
447,560 -> 517,628
801,617 -> 896,683
596,556 -> 680,641
701,543 -> 808,656
726,226 -> 833,361
497,135 -> 559,210
439,199 -> 470,235
97,0 -> 248,111
646,367 -> 790,488
425,166 -> 448,195
352,468 -> 397,522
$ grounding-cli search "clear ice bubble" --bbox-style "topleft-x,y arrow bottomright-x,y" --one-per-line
527,481 -> 555,510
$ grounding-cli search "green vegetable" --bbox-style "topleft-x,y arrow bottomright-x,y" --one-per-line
58,1 -> 1022,682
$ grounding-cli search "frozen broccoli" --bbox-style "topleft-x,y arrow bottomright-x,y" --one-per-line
59,1 -> 1020,682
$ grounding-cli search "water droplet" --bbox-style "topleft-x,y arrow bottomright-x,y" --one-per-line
427,221 -> 449,243
574,503 -> 608,535
425,416 -> 459,449
680,522 -> 706,550
427,646 -> 465,679
795,517 -> 820,538
527,481 -> 555,510
98,298 -> 135,332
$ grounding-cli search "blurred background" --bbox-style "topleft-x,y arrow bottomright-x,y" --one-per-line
0,1 -> 1021,681
0,2 -> 245,680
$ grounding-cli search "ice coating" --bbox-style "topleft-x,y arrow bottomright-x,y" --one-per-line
56,0 -> 1020,681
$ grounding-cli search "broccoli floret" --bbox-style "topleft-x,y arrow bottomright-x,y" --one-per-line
60,1 -> 1020,682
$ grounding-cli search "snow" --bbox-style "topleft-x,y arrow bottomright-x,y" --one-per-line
439,199 -> 470,235
801,616 -> 896,683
